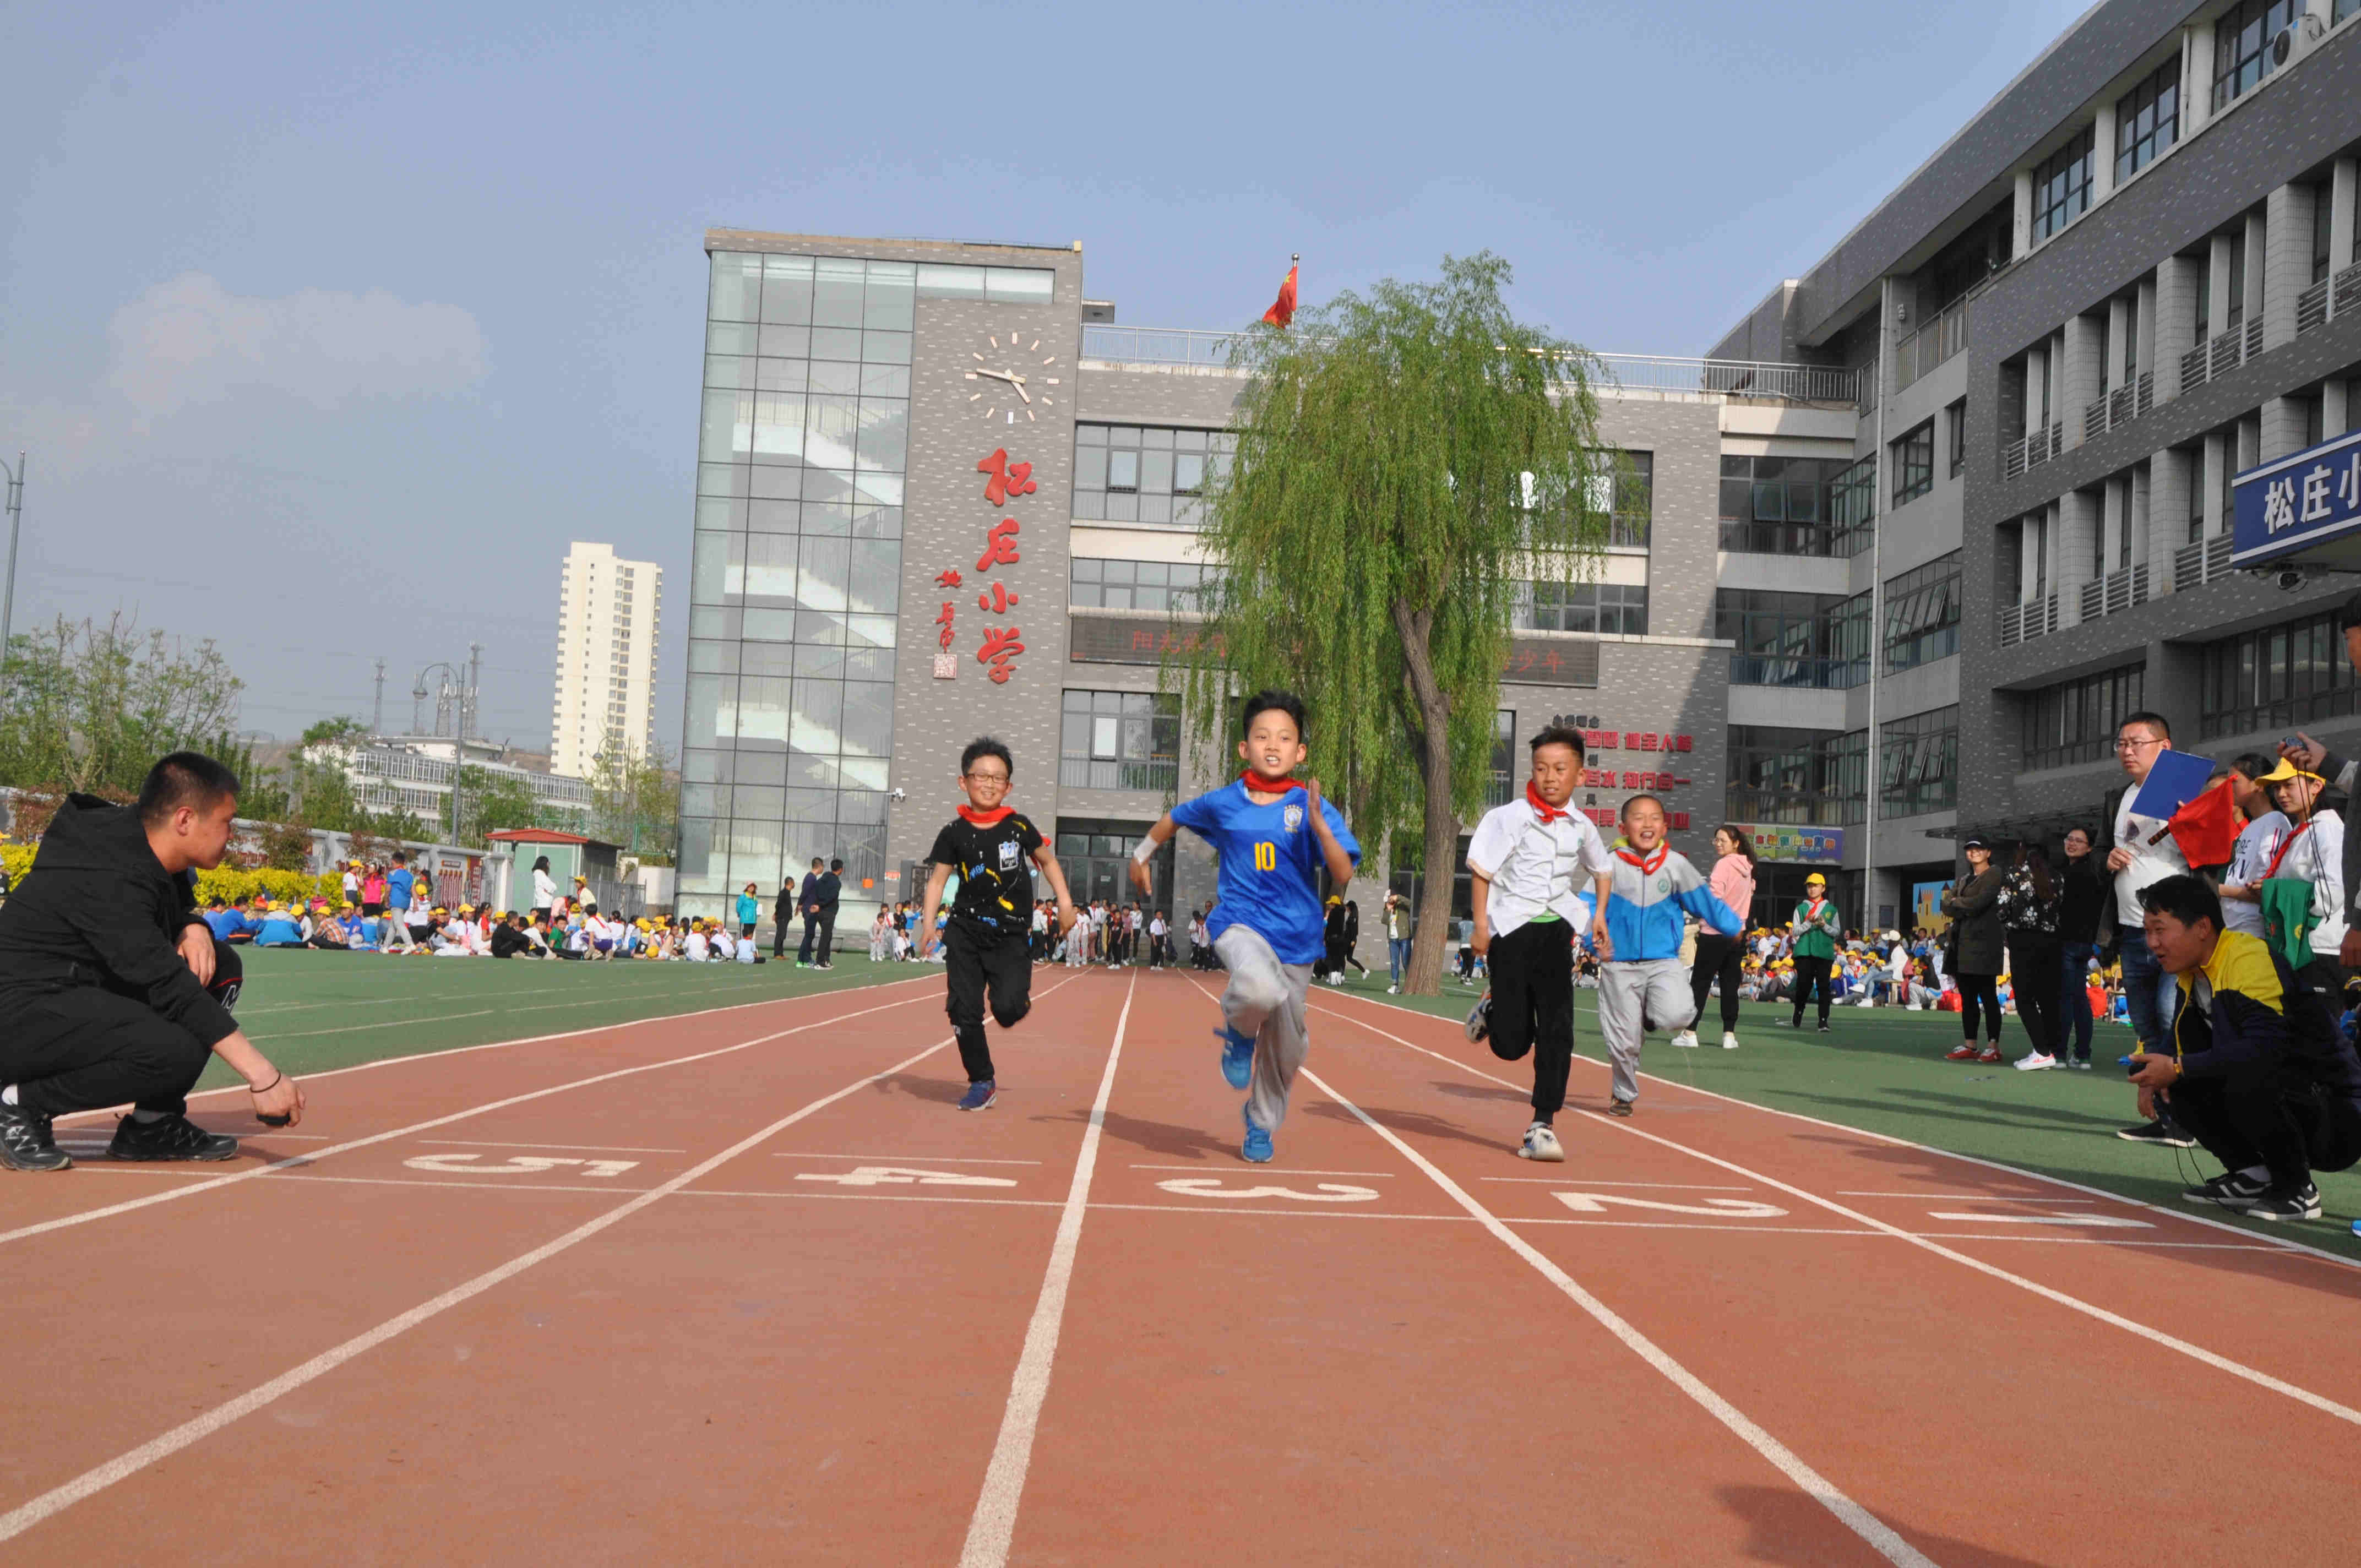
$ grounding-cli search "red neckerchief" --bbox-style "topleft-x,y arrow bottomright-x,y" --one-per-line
1239,770 -> 1306,797
1525,780 -> 1570,825
2264,820 -> 2313,879
1614,843 -> 1667,874
958,804 -> 1014,827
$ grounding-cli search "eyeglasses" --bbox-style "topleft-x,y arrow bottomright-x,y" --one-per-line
2112,737 -> 2164,753
964,771 -> 1010,784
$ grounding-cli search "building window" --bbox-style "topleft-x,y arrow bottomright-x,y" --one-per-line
1945,400 -> 1967,478
2021,663 -> 2145,770
2315,181 -> 2336,286
1520,582 -> 1649,636
2114,58 -> 2180,182
1880,706 -> 1959,817
1581,450 -> 1653,548
1718,455 -> 1860,555
2214,0 -> 2298,110
1891,420 -> 1935,506
2227,230 -> 2248,330
1884,551 -> 1961,672
1716,589 -> 1869,688
1829,456 -> 1876,552
1073,425 -> 1236,526
1490,710 -> 1516,808
2031,126 -> 2095,242
1059,690 -> 1180,792
2200,612 -> 2359,741
1069,559 -> 1220,612
1726,726 -> 1865,827
1056,819 -> 1171,911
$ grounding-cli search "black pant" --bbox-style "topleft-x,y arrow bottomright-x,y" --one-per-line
945,922 -> 1031,1083
2294,955 -> 2344,1005
1485,919 -> 1575,1120
0,941 -> 242,1118
1690,932 -> 1742,1033
1957,973 -> 2003,1041
2169,1067 -> 2361,1192
1791,954 -> 1834,1025
2009,934 -> 2062,1058
773,912 -> 791,958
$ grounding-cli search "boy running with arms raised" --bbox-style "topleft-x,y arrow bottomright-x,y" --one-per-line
920,737 -> 1079,1112
1466,724 -> 1614,1161
1130,690 -> 1360,1163
1597,794 -> 1742,1115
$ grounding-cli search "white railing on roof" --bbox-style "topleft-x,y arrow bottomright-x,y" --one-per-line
1080,326 -> 1858,401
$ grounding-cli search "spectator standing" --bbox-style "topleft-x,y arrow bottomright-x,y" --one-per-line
1148,908 -> 1168,968
383,853 -> 418,954
774,877 -> 796,959
2055,826 -> 2106,1066
2283,591 -> 2361,974
2001,842 -> 2064,1071
1340,899 -> 1367,978
1319,896 -> 1349,987
1383,891 -> 1412,994
340,861 -> 361,908
1941,836 -> 2006,1063
2102,711 -> 2196,1145
1677,825 -> 1756,1049
2250,757 -> 2346,1002
811,860 -> 842,969
2215,754 -> 2291,940
1782,872 -> 1841,1032
361,864 -> 387,921
736,883 -> 760,946
795,857 -> 824,966
529,856 -> 557,920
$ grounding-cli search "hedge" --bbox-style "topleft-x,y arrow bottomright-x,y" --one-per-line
0,844 -> 339,908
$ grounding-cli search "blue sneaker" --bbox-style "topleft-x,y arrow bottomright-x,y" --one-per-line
957,1080 -> 997,1112
1215,1026 -> 1255,1090
1241,1105 -> 1273,1164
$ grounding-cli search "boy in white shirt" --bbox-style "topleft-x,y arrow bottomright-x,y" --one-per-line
1464,724 -> 1614,1161
683,924 -> 710,962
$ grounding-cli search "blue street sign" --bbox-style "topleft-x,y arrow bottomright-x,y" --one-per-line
2232,426 -> 2361,567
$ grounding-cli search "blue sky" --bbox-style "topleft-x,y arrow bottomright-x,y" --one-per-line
3,0 -> 2091,751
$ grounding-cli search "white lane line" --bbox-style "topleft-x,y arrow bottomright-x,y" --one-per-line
269,1009 -> 496,1041
53,971 -> 940,1124
1835,1191 -> 2094,1202
418,1140 -> 689,1154
1302,1066 -> 1938,1568
1324,1003 -> 2361,1430
1479,1177 -> 1753,1189
1339,990 -> 2361,1276
958,970 -> 1136,1568
1925,1212 -> 2152,1229
770,1153 -> 1045,1165
1126,1163 -> 1395,1177
0,1030 -> 963,1544
2,986 -> 943,1249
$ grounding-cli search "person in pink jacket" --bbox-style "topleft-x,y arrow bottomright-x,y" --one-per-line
1673,825 -> 1758,1050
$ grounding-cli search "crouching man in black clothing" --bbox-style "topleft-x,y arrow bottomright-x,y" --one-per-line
0,752 -> 307,1172
2130,874 -> 2361,1222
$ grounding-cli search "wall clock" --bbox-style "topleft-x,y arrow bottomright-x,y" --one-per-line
964,329 -> 1062,424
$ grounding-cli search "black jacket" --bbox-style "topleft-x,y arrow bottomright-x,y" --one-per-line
2057,857 -> 2106,944
774,884 -> 795,922
2167,932 -> 2361,1095
0,795 -> 237,1048
1941,868 -> 2006,974
814,872 -> 841,912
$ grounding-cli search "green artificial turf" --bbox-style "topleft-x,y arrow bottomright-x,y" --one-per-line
1316,967 -> 2361,1264
211,949 -> 921,1088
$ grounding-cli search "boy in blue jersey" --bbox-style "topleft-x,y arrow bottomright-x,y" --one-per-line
1597,794 -> 1742,1115
1130,690 -> 1360,1162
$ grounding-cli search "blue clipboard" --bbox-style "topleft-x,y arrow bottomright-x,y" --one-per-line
2128,748 -> 2213,821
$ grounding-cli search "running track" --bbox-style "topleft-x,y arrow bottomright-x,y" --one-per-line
4,970 -> 2358,1565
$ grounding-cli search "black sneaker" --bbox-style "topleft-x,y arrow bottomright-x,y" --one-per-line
1816,1022 -> 1832,1034
2182,1170 -> 2268,1207
107,1114 -> 239,1162
2227,1183 -> 2322,1222
2115,1118 -> 2197,1148
0,1102 -> 72,1172
1604,1098 -> 1634,1117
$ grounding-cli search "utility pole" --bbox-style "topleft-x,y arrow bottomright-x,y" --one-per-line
466,641 -> 483,742
0,453 -> 24,677
372,658 -> 386,738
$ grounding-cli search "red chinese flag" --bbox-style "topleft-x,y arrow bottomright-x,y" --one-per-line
2167,778 -> 2239,869
1261,263 -> 1298,328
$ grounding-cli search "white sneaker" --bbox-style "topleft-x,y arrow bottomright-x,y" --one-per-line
1385,984 -> 1398,994
2014,1051 -> 2060,1072
1517,1123 -> 1565,1162
1669,1030 -> 1699,1049
1722,1032 -> 1740,1050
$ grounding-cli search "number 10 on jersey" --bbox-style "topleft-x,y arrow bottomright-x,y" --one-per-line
1253,841 -> 1277,871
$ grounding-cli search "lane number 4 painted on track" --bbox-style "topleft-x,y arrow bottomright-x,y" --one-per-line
402,1154 -> 640,1178
1156,1178 -> 1380,1203
1553,1192 -> 1788,1218
795,1166 -> 1020,1188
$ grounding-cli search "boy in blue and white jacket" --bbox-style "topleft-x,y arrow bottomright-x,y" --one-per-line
1597,794 -> 1743,1114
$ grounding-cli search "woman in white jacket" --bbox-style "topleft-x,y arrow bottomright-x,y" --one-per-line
530,856 -> 558,919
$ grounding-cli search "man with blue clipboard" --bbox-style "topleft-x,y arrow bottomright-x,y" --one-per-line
2102,711 -> 2208,1148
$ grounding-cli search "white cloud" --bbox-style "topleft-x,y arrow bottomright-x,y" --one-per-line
106,273 -> 490,413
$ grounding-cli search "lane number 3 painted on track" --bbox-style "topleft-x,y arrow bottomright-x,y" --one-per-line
1553,1192 -> 1788,1218
403,1154 -> 640,1178
1156,1178 -> 1379,1203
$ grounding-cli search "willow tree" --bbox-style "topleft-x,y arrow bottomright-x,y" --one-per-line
1174,252 -> 1614,994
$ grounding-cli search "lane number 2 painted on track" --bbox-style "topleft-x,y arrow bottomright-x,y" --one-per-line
403,1154 -> 640,1178
1553,1192 -> 1789,1218
1156,1178 -> 1380,1203
794,1166 -> 1020,1188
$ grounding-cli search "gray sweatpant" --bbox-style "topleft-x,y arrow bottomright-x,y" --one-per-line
1596,958 -> 1694,1106
1214,924 -> 1313,1133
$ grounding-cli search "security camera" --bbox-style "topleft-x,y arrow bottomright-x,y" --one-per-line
2278,568 -> 2309,591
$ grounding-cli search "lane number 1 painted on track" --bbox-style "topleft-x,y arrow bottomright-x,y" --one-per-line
1553,1192 -> 1789,1218
794,1166 -> 1020,1188
402,1154 -> 640,1178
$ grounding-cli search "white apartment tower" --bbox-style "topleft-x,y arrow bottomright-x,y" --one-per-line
551,541 -> 662,778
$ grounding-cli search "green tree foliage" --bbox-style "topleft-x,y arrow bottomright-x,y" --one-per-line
589,736 -> 679,861
0,615 -> 248,796
300,716 -> 369,748
1175,253 -> 1614,994
454,766 -> 558,845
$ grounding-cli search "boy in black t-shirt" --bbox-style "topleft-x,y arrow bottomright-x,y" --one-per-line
920,737 -> 1079,1110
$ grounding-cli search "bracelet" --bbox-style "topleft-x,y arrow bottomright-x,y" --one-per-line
250,1072 -> 282,1095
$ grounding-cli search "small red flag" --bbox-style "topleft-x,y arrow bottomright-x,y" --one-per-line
1261,261 -> 1298,328
2167,777 -> 2239,869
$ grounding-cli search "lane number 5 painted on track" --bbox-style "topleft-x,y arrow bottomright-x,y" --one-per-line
403,1154 -> 640,1178
1156,1178 -> 1380,1203
1553,1192 -> 1788,1218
